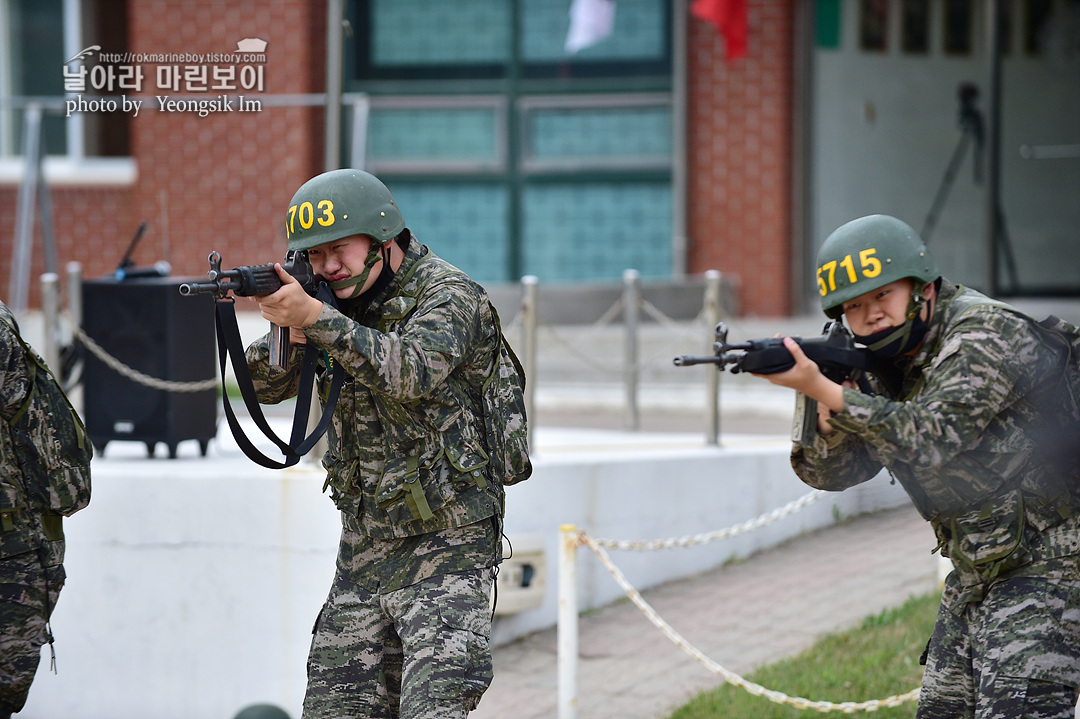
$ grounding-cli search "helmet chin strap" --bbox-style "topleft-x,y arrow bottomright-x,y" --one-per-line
854,286 -> 932,358
327,242 -> 392,299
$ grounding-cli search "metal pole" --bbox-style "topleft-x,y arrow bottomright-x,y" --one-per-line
984,0 -> 1003,294
11,104 -> 42,314
557,524 -> 579,719
623,269 -> 640,431
349,94 -> 371,170
40,273 -> 61,373
66,262 -> 84,411
316,0 -> 345,457
670,0 -> 688,277
324,0 -> 344,171
66,261 -> 83,330
521,275 -> 539,451
703,270 -> 722,445
37,165 -> 58,279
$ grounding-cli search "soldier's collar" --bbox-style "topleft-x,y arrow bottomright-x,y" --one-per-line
903,279 -> 957,370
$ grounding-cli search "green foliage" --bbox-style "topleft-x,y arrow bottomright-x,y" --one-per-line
666,592 -> 939,719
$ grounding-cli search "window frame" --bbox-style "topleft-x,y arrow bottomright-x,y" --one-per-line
517,92 -> 673,175
0,0 -> 136,185
342,0 -> 675,282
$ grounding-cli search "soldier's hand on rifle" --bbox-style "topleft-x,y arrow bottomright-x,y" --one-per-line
256,264 -> 323,336
754,337 -> 847,417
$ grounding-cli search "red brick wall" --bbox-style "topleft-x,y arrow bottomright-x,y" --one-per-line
686,0 -> 794,317
0,0 -> 327,308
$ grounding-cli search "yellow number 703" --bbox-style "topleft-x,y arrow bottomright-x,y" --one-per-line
286,200 -> 336,238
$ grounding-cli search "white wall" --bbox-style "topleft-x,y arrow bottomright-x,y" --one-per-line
18,427 -> 910,719
493,441 -> 907,645
809,0 -> 1080,300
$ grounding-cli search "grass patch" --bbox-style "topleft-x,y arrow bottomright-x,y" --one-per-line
666,591 -> 939,719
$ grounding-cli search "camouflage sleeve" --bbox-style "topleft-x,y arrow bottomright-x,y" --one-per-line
302,280 -> 483,401
244,331 -> 305,404
0,319 -> 29,511
791,423 -> 884,491
0,322 -> 28,418
827,307 -> 1055,473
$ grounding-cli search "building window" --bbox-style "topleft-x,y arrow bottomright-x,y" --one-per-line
345,0 -> 674,284
943,0 -> 974,55
998,0 -> 1014,55
901,0 -> 930,53
859,0 -> 889,51
815,0 -> 844,49
1024,0 -> 1054,55
0,0 -> 132,182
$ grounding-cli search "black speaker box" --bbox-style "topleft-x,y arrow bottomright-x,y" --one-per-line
81,277 -> 217,458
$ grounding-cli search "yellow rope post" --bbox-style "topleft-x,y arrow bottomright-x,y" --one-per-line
558,524 -> 581,719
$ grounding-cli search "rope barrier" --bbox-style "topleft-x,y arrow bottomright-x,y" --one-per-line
592,489 -> 827,551
66,319 -> 219,393
533,294 -> 711,377
558,491 -> 920,714
576,530 -> 921,713
640,297 -> 705,334
536,319 -> 623,373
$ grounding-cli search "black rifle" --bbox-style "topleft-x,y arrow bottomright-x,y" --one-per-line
675,321 -> 880,383
179,250 -> 318,369
178,250 -> 343,470
674,321 -> 901,442
178,249 -> 317,298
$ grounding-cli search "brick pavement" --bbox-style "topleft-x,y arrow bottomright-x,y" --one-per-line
472,503 -> 939,719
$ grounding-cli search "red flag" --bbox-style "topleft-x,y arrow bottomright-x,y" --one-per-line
690,0 -> 747,60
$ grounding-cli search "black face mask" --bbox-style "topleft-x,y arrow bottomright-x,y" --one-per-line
853,306 -> 931,359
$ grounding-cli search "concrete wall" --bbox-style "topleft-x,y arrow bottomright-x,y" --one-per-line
18,426 -> 910,719
493,441 -> 908,646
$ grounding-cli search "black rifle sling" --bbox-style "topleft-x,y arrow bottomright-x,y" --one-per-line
214,288 -> 343,469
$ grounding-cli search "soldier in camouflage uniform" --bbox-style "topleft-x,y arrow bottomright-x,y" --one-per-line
757,215 -> 1080,718
0,300 -> 66,718
246,170 -> 507,718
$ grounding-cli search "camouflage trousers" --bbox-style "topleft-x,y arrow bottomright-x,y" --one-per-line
302,566 -> 494,719
0,541 -> 65,714
917,563 -> 1080,719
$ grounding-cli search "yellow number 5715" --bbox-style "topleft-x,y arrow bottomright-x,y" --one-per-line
817,248 -> 882,296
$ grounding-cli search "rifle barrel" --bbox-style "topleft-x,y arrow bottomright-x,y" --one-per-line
178,280 -> 236,296
672,355 -> 723,367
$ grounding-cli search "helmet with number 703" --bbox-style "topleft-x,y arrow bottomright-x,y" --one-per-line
816,214 -> 941,319
285,169 -> 405,253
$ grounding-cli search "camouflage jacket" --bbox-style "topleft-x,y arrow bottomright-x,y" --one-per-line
793,281 -> 1079,599
247,238 -> 502,584
0,301 -> 49,559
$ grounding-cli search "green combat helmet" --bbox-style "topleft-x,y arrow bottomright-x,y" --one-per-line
816,214 -> 940,320
285,168 -> 406,297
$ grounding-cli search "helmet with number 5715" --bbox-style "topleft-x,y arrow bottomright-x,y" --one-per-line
816,214 -> 941,319
285,169 -> 405,253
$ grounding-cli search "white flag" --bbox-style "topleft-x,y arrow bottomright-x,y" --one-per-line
565,0 -> 616,54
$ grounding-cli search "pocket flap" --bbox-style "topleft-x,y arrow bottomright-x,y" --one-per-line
446,442 -> 489,474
